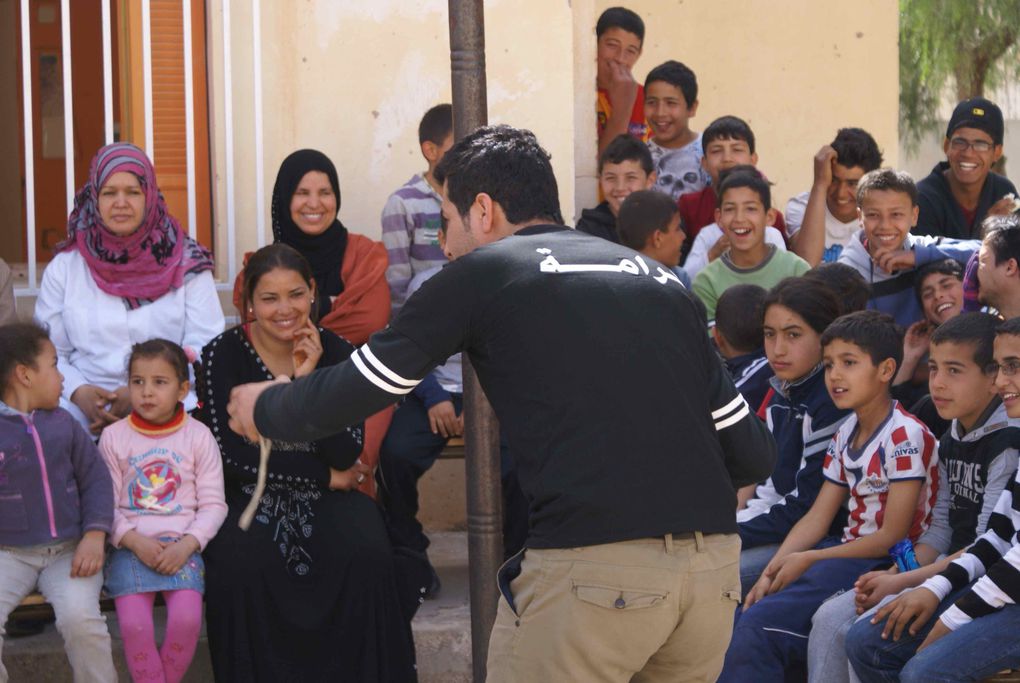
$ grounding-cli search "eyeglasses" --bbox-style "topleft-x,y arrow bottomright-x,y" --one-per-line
986,360 -> 1020,377
949,137 -> 995,153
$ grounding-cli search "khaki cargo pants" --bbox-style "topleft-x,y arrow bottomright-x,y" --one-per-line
486,532 -> 740,683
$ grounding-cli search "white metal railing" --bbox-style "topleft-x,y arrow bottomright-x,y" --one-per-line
19,0 -> 37,291
15,0 -> 264,296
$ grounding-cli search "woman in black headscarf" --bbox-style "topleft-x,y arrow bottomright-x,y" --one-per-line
234,149 -> 391,346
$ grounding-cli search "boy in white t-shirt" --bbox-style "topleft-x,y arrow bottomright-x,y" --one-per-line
787,128 -> 883,266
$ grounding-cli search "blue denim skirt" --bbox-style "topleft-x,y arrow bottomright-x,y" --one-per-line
104,538 -> 205,598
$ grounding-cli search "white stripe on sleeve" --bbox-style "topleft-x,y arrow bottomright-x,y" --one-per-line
351,351 -> 417,395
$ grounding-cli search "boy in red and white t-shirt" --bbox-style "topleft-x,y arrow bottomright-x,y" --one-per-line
719,310 -> 939,681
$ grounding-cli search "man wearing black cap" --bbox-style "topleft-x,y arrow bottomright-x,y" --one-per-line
916,97 -> 1018,239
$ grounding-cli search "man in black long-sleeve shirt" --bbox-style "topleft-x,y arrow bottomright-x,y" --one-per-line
228,125 -> 776,683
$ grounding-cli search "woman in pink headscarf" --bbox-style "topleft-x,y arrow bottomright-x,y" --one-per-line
35,143 -> 224,434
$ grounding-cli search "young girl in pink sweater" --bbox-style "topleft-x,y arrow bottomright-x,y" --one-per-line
99,339 -> 226,683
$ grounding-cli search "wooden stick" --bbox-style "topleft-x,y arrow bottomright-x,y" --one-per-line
238,436 -> 271,530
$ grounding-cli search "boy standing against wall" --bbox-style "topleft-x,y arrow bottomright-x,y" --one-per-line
381,104 -> 454,316
596,7 -> 648,155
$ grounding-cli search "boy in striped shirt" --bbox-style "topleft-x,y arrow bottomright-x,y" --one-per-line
847,317 -> 1020,681
381,104 -> 454,315
719,311 -> 939,681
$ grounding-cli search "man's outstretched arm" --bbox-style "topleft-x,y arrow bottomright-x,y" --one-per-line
230,329 -> 444,443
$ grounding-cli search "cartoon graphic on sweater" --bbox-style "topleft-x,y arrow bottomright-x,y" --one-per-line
126,449 -> 183,514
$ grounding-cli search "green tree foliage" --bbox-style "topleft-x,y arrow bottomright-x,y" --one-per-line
900,0 -> 1020,151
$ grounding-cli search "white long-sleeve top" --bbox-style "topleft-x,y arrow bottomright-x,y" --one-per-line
34,250 -> 225,427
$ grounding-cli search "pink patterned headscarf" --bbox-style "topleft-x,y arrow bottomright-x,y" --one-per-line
56,142 -> 214,309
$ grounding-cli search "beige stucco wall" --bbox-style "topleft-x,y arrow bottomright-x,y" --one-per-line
204,0 -> 900,281
207,0 -> 580,279
592,0 -> 900,215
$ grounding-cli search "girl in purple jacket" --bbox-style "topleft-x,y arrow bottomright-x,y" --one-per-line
0,322 -> 115,681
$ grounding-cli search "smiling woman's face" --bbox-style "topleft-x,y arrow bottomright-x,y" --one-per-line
289,171 -> 337,236
250,266 -> 314,344
98,171 -> 146,236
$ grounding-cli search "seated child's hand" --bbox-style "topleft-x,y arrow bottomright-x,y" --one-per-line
767,551 -> 816,595
813,146 -> 838,187
71,530 -> 106,578
871,586 -> 940,641
917,618 -> 951,653
153,535 -> 200,576
987,193 -> 1020,217
428,400 -> 461,438
870,246 -> 916,274
708,235 -> 731,263
123,531 -> 166,569
744,572 -> 773,610
854,568 -> 906,613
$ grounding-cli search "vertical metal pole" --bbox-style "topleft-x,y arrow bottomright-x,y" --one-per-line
448,3 -> 501,682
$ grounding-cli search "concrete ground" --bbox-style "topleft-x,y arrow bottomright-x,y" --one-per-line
3,532 -> 472,683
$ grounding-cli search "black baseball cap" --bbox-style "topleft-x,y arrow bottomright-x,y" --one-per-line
946,97 -> 1004,145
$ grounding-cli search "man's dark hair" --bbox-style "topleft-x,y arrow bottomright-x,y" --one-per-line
703,116 -> 756,155
616,190 -> 678,250
930,312 -> 999,370
856,168 -> 918,207
644,60 -> 698,108
596,7 -> 645,43
982,214 -> 1020,266
434,125 -> 562,225
599,134 -> 654,175
821,310 -> 903,372
913,259 -> 963,306
419,104 -> 453,146
803,263 -> 871,314
716,165 -> 771,211
716,284 -> 767,353
831,128 -> 883,172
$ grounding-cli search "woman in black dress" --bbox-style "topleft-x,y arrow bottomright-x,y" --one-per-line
200,244 -> 416,682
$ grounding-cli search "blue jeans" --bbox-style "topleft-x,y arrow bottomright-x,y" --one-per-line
718,538 -> 883,682
846,584 -> 1020,682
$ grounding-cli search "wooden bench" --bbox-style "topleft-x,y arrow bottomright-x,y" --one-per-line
8,441 -> 470,623
10,592 -> 117,622
437,436 -> 465,459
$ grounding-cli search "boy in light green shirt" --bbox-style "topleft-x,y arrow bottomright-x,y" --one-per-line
694,166 -> 810,324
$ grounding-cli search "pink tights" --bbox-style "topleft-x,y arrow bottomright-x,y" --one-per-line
114,590 -> 203,683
